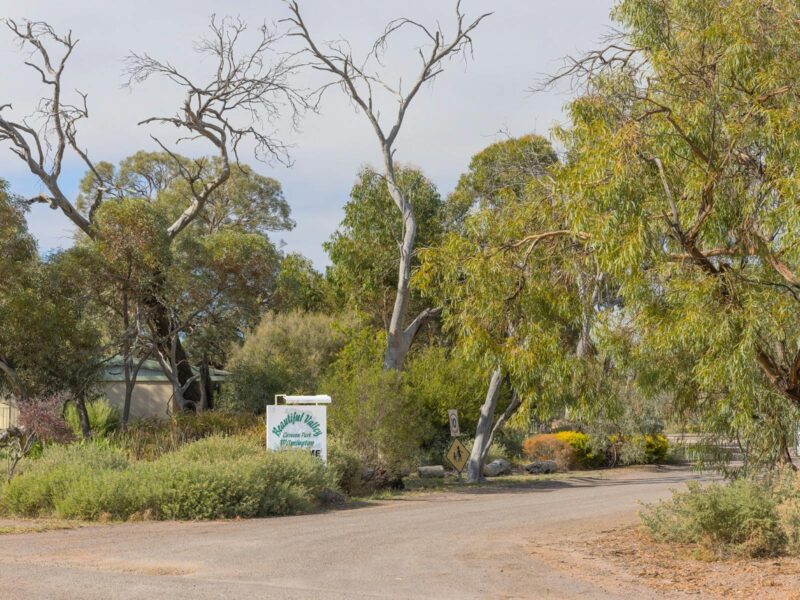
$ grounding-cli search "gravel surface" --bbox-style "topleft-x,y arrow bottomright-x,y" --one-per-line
0,465 -> 709,599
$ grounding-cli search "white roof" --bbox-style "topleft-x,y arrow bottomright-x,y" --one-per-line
280,394 -> 332,404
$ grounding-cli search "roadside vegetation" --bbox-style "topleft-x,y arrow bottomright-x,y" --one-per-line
1,0 -> 799,560
641,470 -> 800,559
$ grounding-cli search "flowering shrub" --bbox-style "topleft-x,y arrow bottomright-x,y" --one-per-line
522,434 -> 576,471
554,431 -> 603,468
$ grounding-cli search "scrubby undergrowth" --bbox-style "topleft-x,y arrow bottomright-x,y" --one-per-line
1,436 -> 335,521
640,470 -> 800,559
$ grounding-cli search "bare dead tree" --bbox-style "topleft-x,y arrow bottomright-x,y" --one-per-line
1,17 -> 308,406
0,20 -> 99,235
285,1 -> 491,370
125,15 -> 310,239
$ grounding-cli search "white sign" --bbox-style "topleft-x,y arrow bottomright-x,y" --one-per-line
267,404 -> 327,463
448,409 -> 460,437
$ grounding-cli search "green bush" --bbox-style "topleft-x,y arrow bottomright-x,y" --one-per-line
323,328 -> 431,475
619,434 -> 669,466
554,431 -> 603,468
640,478 -> 787,558
222,311 -> 355,413
327,436 -> 366,496
65,399 -> 120,438
111,411 -> 263,460
402,346 -> 488,438
3,443 -> 129,516
1,436 -> 335,521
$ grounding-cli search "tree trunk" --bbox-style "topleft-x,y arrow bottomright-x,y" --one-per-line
74,396 -> 92,439
482,390 -> 522,463
467,368 -> 504,482
383,161 -> 417,371
147,292 -> 201,406
122,361 -> 133,428
200,356 -> 213,411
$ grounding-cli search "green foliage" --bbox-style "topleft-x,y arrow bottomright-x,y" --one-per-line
1,437 -> 334,520
402,345 -> 487,437
111,411 -> 263,461
323,328 -> 424,472
2,443 -> 129,516
325,166 -> 443,324
327,436 -> 367,496
620,434 -> 669,466
73,151 -> 296,370
223,311 -> 355,413
65,400 -> 119,439
93,198 -> 171,282
444,134 -> 558,231
0,182 -> 103,399
557,0 -> 800,468
640,477 -> 793,558
553,431 -> 603,468
271,253 -> 332,313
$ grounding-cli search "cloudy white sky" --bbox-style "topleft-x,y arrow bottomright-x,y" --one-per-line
1,0 -> 615,268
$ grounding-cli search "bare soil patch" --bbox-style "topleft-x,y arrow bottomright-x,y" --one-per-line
532,525 -> 800,599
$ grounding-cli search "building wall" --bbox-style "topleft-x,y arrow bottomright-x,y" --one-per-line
103,382 -> 176,421
0,401 -> 19,429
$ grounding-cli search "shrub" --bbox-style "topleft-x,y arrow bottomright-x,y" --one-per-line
2,443 -> 129,516
327,436 -> 366,496
640,478 -> 787,558
554,431 -> 603,468
65,399 -> 119,438
402,346 -> 488,437
323,328 -> 430,475
111,411 -> 263,461
1,436 -> 335,521
522,434 -> 576,471
776,472 -> 800,556
222,311 -> 355,413
619,434 -> 669,466
17,394 -> 73,443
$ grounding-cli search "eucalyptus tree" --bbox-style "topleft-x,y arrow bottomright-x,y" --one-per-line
417,135 -> 602,481
0,17 -> 308,406
325,166 -> 443,328
444,134 -> 558,232
0,181 -> 102,435
550,0 -> 800,466
285,1 -> 491,370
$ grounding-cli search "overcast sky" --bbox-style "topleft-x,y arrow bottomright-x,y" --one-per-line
1,0 -> 615,268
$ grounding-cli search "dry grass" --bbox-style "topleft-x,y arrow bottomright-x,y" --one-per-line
0,518 -> 81,535
592,526 -> 800,598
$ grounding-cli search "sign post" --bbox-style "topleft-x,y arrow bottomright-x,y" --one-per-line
447,409 -> 460,437
445,408 -> 467,479
267,394 -> 331,463
445,438 -> 469,476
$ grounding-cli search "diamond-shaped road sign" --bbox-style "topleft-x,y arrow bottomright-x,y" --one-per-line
446,438 -> 469,473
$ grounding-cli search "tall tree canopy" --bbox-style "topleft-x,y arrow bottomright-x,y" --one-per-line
74,151 -> 294,369
326,166 -> 443,328
553,0 -> 800,464
0,180 -> 102,402
416,135 -> 606,480
444,134 -> 558,231
0,17 -> 309,407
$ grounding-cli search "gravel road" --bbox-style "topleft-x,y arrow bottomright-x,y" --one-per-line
0,465 -> 708,599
